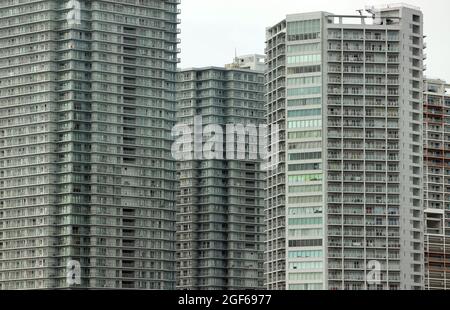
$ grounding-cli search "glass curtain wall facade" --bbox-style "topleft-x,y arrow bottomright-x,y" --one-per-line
0,0 -> 180,289
175,66 -> 266,290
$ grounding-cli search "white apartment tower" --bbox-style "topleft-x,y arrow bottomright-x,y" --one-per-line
265,4 -> 425,290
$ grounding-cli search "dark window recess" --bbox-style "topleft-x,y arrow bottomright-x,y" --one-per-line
124,67 -> 137,75
122,260 -> 135,268
123,107 -> 136,114
244,243 -> 256,249
123,157 -> 136,164
287,65 -> 321,75
123,27 -> 137,34
123,147 -> 136,155
123,219 -> 135,226
123,240 -> 135,247
122,281 -> 135,289
289,239 -> 323,247
123,209 -> 135,216
122,229 -> 135,237
123,137 -> 136,145
123,117 -> 136,124
123,87 -> 136,94
123,46 -> 137,54
123,127 -> 136,135
123,57 -> 136,64
123,97 -> 136,104
245,217 -> 256,223
123,37 -> 137,45
123,77 -> 136,85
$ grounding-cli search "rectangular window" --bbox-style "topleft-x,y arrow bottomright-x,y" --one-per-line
289,283 -> 323,290
288,130 -> 322,139
288,108 -> 321,118
287,19 -> 321,41
288,173 -> 323,183
288,217 -> 323,226
287,76 -> 321,86
288,239 -> 323,247
288,206 -> 323,215
287,86 -> 321,97
288,152 -> 322,161
287,54 -> 321,65
288,163 -> 322,172
288,119 -> 322,129
288,272 -> 323,281
288,141 -> 322,150
288,195 -> 323,205
288,250 -> 323,259
288,228 -> 323,238
287,98 -> 321,107
287,65 -> 321,75
287,43 -> 321,54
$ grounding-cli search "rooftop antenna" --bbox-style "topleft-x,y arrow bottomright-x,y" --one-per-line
365,6 -> 376,18
365,5 -> 382,25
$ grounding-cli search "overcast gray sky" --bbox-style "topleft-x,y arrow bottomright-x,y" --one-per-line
179,0 -> 450,81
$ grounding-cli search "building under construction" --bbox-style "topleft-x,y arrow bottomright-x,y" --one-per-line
423,78 -> 450,290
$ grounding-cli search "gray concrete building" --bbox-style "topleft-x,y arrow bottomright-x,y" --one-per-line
175,57 -> 266,289
0,0 -> 180,289
265,4 -> 425,290
423,78 -> 450,290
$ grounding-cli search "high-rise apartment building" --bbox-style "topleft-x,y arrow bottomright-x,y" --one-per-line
423,78 -> 450,290
266,4 -> 425,290
175,58 -> 266,289
0,0 -> 180,289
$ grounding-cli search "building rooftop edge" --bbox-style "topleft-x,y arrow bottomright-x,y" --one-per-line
177,66 -> 263,74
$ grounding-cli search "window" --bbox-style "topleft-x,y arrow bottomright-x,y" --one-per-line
287,43 -> 321,54
288,217 -> 323,226
287,65 -> 321,75
288,152 -> 322,161
288,163 -> 322,172
288,239 -> 323,247
288,130 -> 322,139
287,76 -> 321,86
288,272 -> 323,281
288,228 -> 323,238
287,98 -> 321,107
288,173 -> 323,183
287,19 -> 321,41
288,261 -> 322,271
288,119 -> 322,129
287,54 -> 321,65
287,86 -> 321,97
289,283 -> 323,290
288,108 -> 321,118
